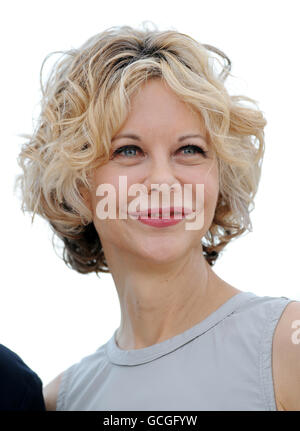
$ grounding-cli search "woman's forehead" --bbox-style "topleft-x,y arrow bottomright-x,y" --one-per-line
115,82 -> 207,138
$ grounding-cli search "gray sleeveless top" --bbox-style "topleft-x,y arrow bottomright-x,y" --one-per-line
56,291 -> 296,411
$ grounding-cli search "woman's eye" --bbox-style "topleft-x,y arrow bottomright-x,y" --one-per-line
179,145 -> 208,157
111,144 -> 208,159
112,145 -> 142,158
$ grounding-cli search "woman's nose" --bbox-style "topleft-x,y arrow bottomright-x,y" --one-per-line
143,153 -> 181,195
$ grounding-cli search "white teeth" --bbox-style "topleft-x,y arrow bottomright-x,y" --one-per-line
148,212 -> 182,217
143,210 -> 184,217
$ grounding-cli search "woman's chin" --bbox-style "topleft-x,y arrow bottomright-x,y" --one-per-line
131,236 -> 193,264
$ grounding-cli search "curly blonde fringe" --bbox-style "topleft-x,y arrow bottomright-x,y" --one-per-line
14,22 -> 267,276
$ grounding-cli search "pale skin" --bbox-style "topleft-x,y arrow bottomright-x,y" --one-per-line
43,78 -> 300,410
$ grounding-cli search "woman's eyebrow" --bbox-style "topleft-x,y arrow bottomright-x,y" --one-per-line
111,133 -> 207,142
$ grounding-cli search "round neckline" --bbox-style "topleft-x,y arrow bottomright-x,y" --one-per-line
106,291 -> 257,366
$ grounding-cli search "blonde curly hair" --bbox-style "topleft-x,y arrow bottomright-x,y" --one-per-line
14,23 -> 267,276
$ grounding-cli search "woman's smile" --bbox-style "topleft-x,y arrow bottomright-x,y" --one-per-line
137,214 -> 185,228
128,205 -> 192,228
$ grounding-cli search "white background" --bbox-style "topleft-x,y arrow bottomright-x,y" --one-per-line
1,0 -> 299,386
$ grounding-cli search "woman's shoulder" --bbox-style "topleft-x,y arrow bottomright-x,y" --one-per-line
272,299 -> 300,411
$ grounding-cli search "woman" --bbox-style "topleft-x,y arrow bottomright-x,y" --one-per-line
15,24 -> 300,411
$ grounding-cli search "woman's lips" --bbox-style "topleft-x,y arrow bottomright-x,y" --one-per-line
137,216 -> 184,228
129,207 -> 193,218
128,207 -> 193,228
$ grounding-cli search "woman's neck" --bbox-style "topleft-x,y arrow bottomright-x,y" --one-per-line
105,245 -> 240,350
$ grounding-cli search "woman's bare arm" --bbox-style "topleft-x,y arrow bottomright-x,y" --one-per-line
43,372 -> 64,411
273,301 -> 300,410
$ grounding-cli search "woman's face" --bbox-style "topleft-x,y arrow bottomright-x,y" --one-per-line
86,78 -> 219,265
